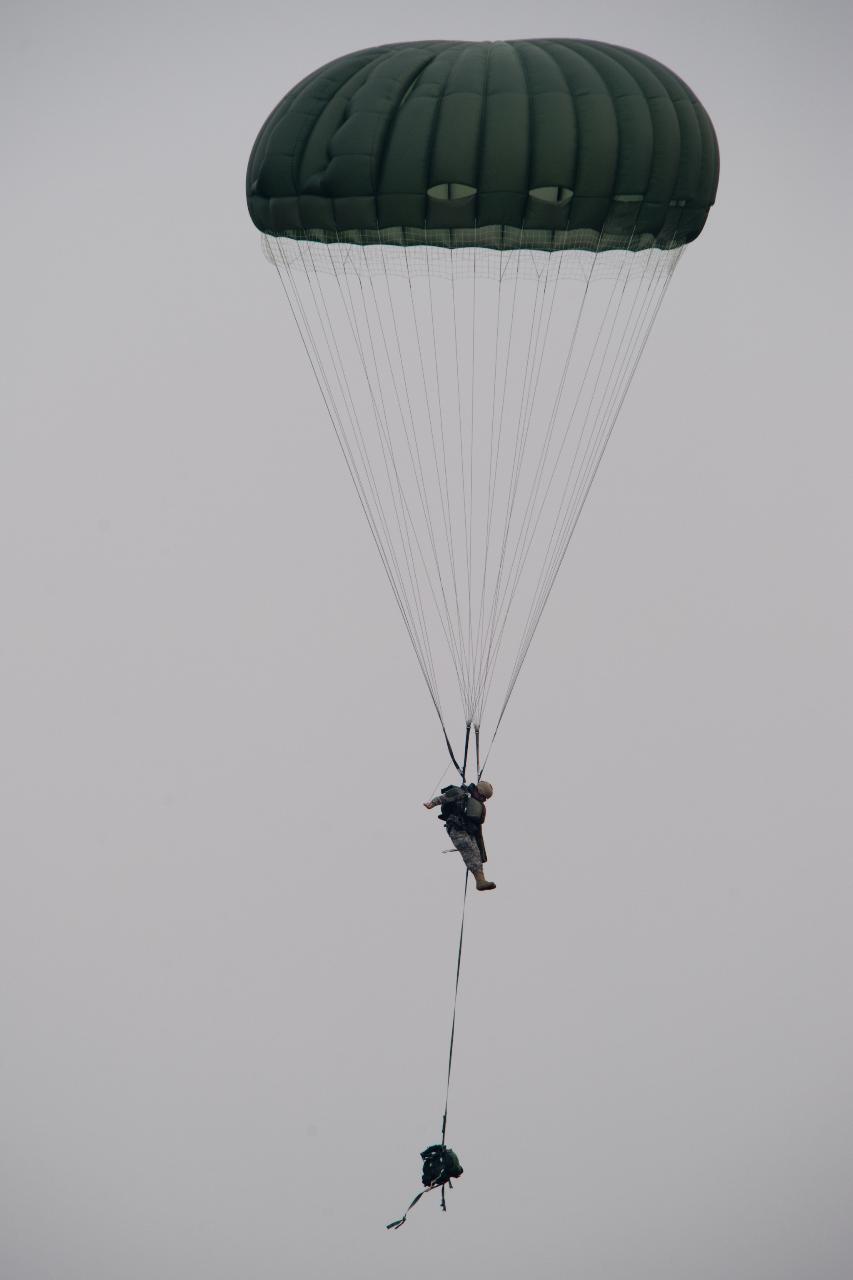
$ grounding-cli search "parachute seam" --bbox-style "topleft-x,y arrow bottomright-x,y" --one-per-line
424,46 -> 463,199
291,51 -> 384,202
574,41 -> 649,199
374,45 -> 454,202
591,42 -> 675,227
528,39 -> 581,219
251,46 -> 380,189
513,42 -> 535,227
472,41 -> 494,218
568,39 -> 621,218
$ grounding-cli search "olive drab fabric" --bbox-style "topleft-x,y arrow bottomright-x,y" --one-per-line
247,39 -> 719,250
421,1145 -> 463,1188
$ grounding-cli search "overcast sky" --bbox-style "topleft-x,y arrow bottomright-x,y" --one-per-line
3,1 -> 853,1277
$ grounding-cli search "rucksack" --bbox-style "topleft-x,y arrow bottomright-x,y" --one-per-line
420,1144 -> 463,1188
386,1143 -> 464,1229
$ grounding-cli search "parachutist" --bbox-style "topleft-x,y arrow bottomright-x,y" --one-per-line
424,781 -> 496,890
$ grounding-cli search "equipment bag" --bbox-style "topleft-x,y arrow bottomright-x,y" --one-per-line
386,1144 -> 464,1229
421,1144 -> 463,1187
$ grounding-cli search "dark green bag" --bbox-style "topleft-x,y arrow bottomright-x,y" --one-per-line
421,1144 -> 463,1187
387,1144 -> 464,1229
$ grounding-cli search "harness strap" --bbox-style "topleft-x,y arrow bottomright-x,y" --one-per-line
386,1185 -> 431,1230
440,720 -> 473,782
386,1178 -> 457,1230
441,870 -> 469,1146
441,725 -> 464,779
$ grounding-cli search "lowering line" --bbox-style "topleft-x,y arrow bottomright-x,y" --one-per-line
441,723 -> 473,1186
439,866 -> 470,1207
386,868 -> 469,1230
387,738 -> 473,1230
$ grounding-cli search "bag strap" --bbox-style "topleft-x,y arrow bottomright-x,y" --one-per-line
386,1182 -> 439,1230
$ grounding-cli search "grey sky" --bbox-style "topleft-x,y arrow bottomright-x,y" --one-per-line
2,1 -> 852,1277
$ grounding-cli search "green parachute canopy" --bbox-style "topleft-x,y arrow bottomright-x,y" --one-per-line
247,40 -> 719,764
247,39 -> 719,251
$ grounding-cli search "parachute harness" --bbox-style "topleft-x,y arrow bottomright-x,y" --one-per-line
386,1144 -> 465,1231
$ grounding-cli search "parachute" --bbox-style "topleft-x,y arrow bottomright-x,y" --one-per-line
247,38 -> 719,775
247,41 -> 719,1221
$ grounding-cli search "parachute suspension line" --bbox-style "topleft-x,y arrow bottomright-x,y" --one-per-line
470,242 -> 524,720
310,253 -> 443,723
468,241 -> 479,701
423,237 -> 471,711
472,243 -> 566,723
475,232 -> 639,719
363,251 -> 451,690
534,255 -> 682,626
483,239 -> 647,731
295,245 -> 417,641
268,228 -> 686,761
482,239 -> 685,763
271,243 -> 426,690
473,227 -> 507,686
324,232 -> 463,733
480,232 -> 631,703
399,228 -> 470,701
398,233 -> 472,713
357,254 -> 441,697
465,258 -> 534,718
428,760 -> 453,800
325,239 -> 442,706
391,227 -> 483,722
375,229 -> 470,706
482,251 -> 551,632
269,237 -> 451,737
510,243 -> 681,684
449,266 -> 473,712
317,228 -> 504,745
473,235 -> 603,720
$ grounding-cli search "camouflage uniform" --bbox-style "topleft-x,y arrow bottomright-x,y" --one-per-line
428,791 -> 487,876
445,826 -> 484,876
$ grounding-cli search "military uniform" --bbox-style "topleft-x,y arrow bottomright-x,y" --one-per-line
428,787 -> 487,877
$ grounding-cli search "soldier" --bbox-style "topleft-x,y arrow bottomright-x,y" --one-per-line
423,781 -> 496,891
